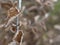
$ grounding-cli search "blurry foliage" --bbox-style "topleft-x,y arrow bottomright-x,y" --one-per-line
50,0 -> 60,16
46,0 -> 60,28
0,0 -> 60,45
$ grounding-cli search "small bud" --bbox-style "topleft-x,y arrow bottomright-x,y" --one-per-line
10,25 -> 17,33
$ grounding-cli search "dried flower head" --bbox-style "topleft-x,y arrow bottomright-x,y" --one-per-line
13,30 -> 23,44
10,24 -> 17,33
7,7 -> 19,18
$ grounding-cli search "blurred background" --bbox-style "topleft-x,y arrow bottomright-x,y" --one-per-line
0,0 -> 60,45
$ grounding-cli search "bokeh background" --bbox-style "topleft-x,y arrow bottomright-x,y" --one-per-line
0,0 -> 60,45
